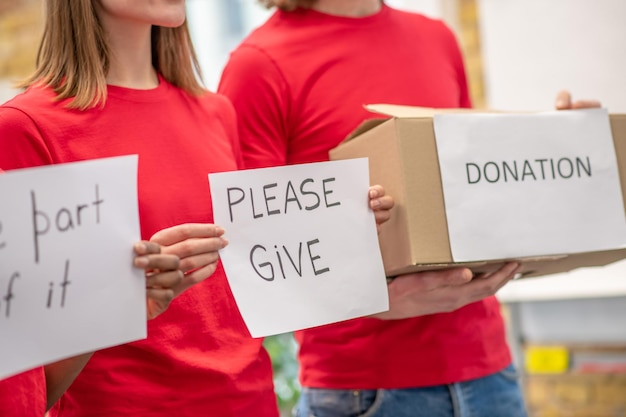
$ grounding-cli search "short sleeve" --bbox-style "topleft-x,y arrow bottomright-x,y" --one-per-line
218,46 -> 291,169
0,106 -> 53,170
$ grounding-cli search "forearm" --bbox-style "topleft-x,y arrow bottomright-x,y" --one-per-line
44,352 -> 93,410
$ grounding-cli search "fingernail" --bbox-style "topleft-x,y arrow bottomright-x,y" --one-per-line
370,199 -> 380,208
555,98 -> 567,109
369,189 -> 378,199
221,237 -> 229,247
462,268 -> 473,281
134,242 -> 147,253
134,256 -> 149,268
216,226 -> 225,235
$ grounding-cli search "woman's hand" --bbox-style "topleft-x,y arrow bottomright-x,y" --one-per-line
368,185 -> 394,233
150,223 -> 229,296
133,241 -> 183,319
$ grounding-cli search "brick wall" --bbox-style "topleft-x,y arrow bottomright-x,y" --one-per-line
457,0 -> 486,109
525,362 -> 626,417
0,0 -> 43,80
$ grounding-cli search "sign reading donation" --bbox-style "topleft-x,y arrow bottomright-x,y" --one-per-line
209,158 -> 388,337
434,108 -> 626,261
0,156 -> 145,380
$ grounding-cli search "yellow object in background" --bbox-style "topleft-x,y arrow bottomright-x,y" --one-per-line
525,346 -> 570,374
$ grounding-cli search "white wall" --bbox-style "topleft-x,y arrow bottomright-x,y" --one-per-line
478,0 -> 626,112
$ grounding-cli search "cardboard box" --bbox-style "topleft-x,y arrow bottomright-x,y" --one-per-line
329,105 -> 626,278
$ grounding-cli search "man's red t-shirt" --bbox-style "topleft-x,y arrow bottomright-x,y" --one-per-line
219,5 -> 511,388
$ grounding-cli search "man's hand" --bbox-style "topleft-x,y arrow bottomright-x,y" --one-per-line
555,90 -> 601,110
373,262 -> 520,320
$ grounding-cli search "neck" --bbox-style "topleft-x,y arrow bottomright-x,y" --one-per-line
99,18 -> 158,89
311,0 -> 382,17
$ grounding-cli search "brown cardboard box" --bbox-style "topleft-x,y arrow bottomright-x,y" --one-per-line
329,105 -> 626,278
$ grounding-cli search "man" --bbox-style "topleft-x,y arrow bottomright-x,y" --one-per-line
219,1 -> 593,415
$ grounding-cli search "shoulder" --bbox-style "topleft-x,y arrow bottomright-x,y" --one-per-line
389,7 -> 458,38
190,90 -> 238,132
1,84 -> 59,114
0,85 -> 70,131
0,90 -> 43,136
226,41 -> 283,78
196,90 -> 236,117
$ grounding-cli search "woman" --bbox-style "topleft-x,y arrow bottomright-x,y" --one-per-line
0,0 -> 261,415
0,1 -> 393,414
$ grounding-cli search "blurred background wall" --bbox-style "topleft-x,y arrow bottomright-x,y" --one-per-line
2,1 -> 626,415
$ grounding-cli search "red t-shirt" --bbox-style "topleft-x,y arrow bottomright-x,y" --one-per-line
0,367 -> 46,417
219,5 -> 511,388
0,79 -> 279,416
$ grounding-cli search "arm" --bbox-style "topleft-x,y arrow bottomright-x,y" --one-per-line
44,354 -> 93,410
218,46 -> 291,169
45,241 -> 183,408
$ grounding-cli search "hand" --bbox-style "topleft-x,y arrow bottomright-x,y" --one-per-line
368,185 -> 394,233
555,90 -> 601,110
373,262 -> 520,320
133,241 -> 183,319
150,223 -> 229,296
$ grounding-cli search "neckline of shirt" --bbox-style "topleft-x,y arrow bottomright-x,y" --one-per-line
106,74 -> 172,102
282,3 -> 391,25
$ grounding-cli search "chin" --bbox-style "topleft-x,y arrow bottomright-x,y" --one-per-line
157,13 -> 187,28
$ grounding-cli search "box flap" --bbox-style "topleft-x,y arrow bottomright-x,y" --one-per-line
345,118 -> 388,141
365,104 -> 478,119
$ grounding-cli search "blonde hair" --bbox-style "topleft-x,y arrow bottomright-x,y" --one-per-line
20,0 -> 204,110
259,0 -> 317,11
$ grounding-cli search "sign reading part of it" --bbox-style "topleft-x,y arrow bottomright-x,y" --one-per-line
209,158 -> 388,338
434,108 -> 626,262
0,156 -> 145,380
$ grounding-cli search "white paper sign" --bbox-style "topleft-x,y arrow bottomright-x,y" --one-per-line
434,108 -> 626,261
0,156 -> 145,380
209,159 -> 388,337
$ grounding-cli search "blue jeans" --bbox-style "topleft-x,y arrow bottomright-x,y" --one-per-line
294,364 -> 527,417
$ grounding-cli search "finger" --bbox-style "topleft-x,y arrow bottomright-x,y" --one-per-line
421,268 -> 473,287
146,288 -> 175,320
371,194 -> 394,211
150,223 -> 225,246
178,251 -> 221,274
368,185 -> 385,199
571,99 -> 602,109
133,241 -> 161,256
554,90 -> 572,110
134,253 -> 180,271
469,262 -> 520,296
174,263 -> 220,295
373,208 -> 391,226
146,269 -> 184,290
160,236 -> 228,261
390,267 -> 472,292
